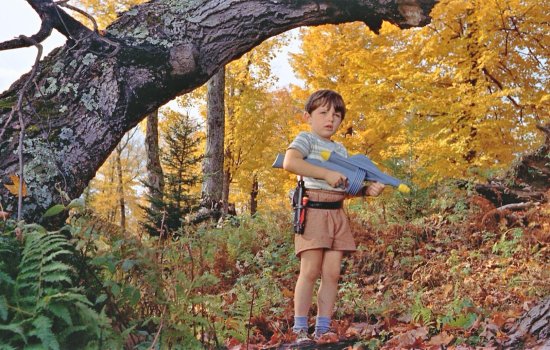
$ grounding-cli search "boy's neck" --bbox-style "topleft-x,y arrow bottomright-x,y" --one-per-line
311,131 -> 333,142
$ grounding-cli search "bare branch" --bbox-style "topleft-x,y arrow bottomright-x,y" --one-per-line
56,0 -> 99,34
482,67 -> 521,108
0,22 -> 54,51
0,0 -> 97,52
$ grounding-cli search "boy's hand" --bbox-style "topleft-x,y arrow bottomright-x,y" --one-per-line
325,170 -> 348,189
364,182 -> 385,197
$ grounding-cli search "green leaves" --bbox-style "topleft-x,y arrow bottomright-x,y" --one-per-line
42,205 -> 65,219
0,295 -> 8,321
42,198 -> 85,219
0,227 -> 114,348
29,316 -> 59,350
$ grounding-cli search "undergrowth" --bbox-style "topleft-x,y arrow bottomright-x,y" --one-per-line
0,221 -> 120,349
0,179 -> 548,349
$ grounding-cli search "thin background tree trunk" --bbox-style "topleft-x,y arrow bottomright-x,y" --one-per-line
145,109 -> 164,206
202,67 -> 225,212
115,145 -> 126,230
250,175 -> 258,215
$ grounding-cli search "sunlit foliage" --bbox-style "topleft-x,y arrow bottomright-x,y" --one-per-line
291,0 -> 548,185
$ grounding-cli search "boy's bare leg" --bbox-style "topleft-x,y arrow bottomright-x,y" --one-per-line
294,249 -> 324,316
317,250 -> 344,317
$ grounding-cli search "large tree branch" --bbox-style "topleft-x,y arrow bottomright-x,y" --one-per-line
0,0 -> 438,223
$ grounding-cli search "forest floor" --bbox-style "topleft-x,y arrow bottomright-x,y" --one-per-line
234,193 -> 550,350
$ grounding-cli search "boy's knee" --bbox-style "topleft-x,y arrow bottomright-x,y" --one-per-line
300,267 -> 321,282
321,269 -> 340,283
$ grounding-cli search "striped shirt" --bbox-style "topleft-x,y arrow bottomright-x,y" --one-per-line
287,132 -> 348,191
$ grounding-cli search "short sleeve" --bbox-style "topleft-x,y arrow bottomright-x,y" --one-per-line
287,132 -> 312,157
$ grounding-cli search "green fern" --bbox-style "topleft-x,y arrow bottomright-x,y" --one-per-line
0,226 -> 119,349
411,293 -> 432,324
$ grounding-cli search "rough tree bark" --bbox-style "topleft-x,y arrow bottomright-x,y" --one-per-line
0,0 -> 436,223
145,109 -> 164,206
504,296 -> 550,349
201,67 -> 225,215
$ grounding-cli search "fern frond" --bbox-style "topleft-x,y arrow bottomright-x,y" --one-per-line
12,282 -> 38,294
29,315 -> 60,350
1,228 -> 114,349
16,234 -> 76,304
22,236 -> 71,264
42,272 -> 73,284
0,321 -> 27,343
46,303 -> 72,326
58,325 -> 89,340
0,236 -> 20,288
0,271 -> 15,286
40,261 -> 73,274
0,295 -> 8,321
48,291 -> 93,305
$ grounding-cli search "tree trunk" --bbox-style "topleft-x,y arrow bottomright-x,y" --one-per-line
145,109 -> 164,207
107,159 -> 116,223
250,175 -> 258,216
222,170 -> 231,216
0,0 -> 436,223
115,145 -> 126,230
201,67 -> 225,211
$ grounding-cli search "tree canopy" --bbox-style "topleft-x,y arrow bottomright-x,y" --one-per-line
0,0 -> 437,222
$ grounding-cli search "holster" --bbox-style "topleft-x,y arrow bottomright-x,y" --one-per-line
292,179 -> 307,234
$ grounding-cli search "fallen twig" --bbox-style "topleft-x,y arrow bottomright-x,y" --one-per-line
496,202 -> 534,211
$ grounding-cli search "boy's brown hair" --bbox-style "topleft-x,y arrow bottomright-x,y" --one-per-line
305,89 -> 346,120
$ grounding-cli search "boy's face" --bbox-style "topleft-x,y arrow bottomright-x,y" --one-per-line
305,103 -> 343,141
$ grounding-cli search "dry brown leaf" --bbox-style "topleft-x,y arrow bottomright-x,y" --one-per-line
281,288 -> 294,298
345,322 -> 369,338
427,331 -> 454,346
4,174 -> 27,197
315,332 -> 339,344
491,312 -> 507,327
384,326 -> 428,349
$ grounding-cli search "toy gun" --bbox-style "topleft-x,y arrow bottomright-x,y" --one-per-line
272,151 -> 410,195
292,176 -> 308,234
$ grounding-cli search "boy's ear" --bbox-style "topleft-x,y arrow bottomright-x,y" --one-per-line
302,111 -> 311,122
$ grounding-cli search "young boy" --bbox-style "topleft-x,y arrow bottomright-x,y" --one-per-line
283,89 -> 385,343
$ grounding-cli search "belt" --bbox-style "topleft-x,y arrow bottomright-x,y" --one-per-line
306,200 -> 343,210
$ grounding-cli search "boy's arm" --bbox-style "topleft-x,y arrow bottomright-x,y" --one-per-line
283,148 -> 348,189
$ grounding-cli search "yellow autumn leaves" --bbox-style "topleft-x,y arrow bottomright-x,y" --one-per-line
290,0 -> 548,186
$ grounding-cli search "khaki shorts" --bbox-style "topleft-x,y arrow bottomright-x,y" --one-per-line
294,189 -> 356,257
